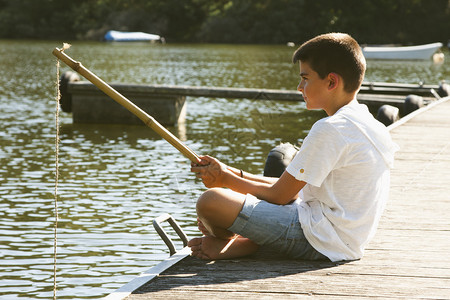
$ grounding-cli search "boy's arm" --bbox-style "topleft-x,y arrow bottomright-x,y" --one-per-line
226,165 -> 278,185
224,170 -> 306,205
191,155 -> 305,205
191,155 -> 278,187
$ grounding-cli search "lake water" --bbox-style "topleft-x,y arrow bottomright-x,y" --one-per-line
0,40 -> 448,299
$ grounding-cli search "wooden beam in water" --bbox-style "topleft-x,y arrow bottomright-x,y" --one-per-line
69,82 -> 303,101
69,81 -> 438,104
360,81 -> 439,96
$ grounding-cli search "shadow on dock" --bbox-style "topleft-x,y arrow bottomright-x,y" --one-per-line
133,254 -> 346,295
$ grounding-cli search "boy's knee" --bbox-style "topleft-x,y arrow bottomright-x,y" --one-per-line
196,188 -> 232,217
196,188 -> 223,216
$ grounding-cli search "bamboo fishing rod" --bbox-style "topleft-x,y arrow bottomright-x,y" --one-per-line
52,47 -> 200,163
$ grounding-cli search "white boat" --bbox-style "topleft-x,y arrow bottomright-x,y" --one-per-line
362,42 -> 443,60
104,30 -> 163,42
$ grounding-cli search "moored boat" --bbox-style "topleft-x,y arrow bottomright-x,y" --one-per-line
362,42 -> 443,60
104,30 -> 164,43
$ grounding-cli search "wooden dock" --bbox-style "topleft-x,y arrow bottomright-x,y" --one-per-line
66,80 -> 443,124
109,96 -> 450,300
62,76 -> 447,126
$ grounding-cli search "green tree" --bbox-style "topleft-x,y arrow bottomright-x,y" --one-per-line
0,0 -> 448,44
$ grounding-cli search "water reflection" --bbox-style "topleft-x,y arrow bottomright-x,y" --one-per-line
0,40 -> 448,299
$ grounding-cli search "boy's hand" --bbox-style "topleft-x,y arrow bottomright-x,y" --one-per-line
191,155 -> 229,188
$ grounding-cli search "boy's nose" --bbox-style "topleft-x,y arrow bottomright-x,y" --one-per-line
297,82 -> 303,92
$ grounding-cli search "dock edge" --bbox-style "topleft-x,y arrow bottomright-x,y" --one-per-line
387,95 -> 450,131
103,247 -> 191,300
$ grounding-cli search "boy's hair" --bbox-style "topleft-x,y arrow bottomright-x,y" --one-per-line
292,33 -> 366,93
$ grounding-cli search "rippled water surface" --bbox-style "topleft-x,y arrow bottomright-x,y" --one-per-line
0,40 -> 448,299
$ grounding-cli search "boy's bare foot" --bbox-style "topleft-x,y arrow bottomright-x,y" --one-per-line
188,235 -> 259,260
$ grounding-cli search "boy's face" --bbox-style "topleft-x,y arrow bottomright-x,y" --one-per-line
297,61 -> 330,112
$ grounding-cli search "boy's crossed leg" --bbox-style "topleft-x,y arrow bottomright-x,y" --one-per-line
187,188 -> 259,260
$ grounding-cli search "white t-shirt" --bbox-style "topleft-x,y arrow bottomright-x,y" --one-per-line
286,100 -> 399,262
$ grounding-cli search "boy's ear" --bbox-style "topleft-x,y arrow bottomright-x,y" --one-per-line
327,73 -> 339,90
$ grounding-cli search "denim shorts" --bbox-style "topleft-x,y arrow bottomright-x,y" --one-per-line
228,194 -> 328,261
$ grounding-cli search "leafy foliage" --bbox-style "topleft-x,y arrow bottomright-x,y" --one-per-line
0,0 -> 448,44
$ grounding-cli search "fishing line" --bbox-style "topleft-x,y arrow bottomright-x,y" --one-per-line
53,42 -> 70,300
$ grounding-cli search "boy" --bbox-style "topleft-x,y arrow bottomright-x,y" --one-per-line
188,33 -> 398,262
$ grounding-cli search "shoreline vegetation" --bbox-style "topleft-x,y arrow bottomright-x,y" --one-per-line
0,0 -> 449,45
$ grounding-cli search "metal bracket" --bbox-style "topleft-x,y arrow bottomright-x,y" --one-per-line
153,213 -> 188,256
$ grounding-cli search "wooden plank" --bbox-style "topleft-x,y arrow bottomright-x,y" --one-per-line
69,81 -> 436,108
359,81 -> 439,97
128,257 -> 450,299
69,81 -> 304,102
